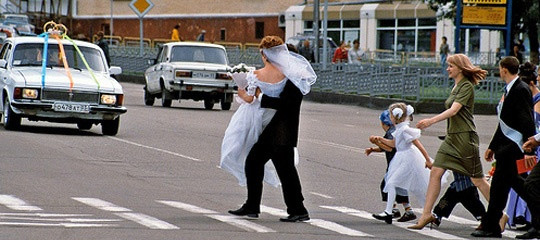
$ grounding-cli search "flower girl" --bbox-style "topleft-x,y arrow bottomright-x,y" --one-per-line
372,102 -> 432,224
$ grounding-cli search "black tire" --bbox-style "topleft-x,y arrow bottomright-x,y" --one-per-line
144,87 -> 155,106
77,121 -> 93,130
161,87 -> 172,108
221,101 -> 231,110
102,117 -> 120,136
3,98 -> 21,130
204,99 -> 214,110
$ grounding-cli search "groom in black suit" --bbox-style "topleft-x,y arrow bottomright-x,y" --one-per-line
472,56 -> 536,237
229,79 -> 310,222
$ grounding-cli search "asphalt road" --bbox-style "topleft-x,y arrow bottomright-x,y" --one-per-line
0,82 -> 523,240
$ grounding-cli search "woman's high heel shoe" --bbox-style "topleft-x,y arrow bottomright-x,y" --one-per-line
499,213 -> 509,233
407,214 -> 437,230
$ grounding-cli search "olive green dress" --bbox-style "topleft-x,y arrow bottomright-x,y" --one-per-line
433,79 -> 484,178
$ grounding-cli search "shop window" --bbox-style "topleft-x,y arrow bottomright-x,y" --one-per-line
397,30 -> 415,52
378,19 -> 395,27
378,30 -> 395,50
327,20 -> 340,28
417,30 -> 436,52
397,19 -> 416,27
418,18 -> 436,26
255,22 -> 264,39
343,20 -> 360,28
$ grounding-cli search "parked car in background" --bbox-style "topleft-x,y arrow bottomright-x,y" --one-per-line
0,37 -> 127,135
286,34 -> 338,52
144,42 -> 235,110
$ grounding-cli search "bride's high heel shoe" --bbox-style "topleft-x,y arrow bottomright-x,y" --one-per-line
499,213 -> 509,233
408,214 -> 437,230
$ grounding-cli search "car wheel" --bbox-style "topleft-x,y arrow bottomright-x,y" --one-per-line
221,101 -> 231,110
204,99 -> 214,110
161,87 -> 172,108
102,117 -> 120,136
3,98 -> 21,130
77,121 -> 92,130
144,87 -> 155,106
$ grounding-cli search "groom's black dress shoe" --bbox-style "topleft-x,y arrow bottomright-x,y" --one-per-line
280,214 -> 310,222
470,229 -> 502,238
228,206 -> 259,219
516,228 -> 540,239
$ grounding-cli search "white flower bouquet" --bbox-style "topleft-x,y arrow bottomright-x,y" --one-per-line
228,63 -> 255,89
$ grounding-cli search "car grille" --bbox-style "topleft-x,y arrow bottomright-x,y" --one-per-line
41,89 -> 99,103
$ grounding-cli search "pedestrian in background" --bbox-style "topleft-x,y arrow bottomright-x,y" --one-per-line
171,24 -> 181,41
411,54 -> 490,230
440,36 -> 449,70
471,56 -> 536,238
95,31 -> 110,67
196,30 -> 206,42
511,45 -> 524,64
348,39 -> 364,64
298,40 -> 314,63
332,41 -> 348,63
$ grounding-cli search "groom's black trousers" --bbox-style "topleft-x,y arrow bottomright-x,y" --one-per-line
244,142 -> 308,215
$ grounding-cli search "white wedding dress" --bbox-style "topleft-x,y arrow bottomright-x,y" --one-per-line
220,71 -> 287,187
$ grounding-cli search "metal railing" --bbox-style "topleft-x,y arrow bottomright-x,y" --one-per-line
110,46 -> 505,104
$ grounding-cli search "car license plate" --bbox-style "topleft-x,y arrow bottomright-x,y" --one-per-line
192,71 -> 215,79
53,103 -> 90,113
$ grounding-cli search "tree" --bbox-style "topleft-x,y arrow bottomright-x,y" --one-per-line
427,0 -> 539,64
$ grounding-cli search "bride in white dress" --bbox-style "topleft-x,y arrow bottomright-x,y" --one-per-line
220,71 -> 286,187
220,43 -> 316,188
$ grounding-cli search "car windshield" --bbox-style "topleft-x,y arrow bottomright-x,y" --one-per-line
169,46 -> 227,65
12,43 -> 106,72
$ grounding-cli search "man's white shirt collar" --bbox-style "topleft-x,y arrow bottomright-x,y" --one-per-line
506,76 -> 519,94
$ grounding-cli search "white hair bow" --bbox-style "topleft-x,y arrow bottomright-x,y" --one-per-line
392,108 -> 404,118
406,105 -> 414,116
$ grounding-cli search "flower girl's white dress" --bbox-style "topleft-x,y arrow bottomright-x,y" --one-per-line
383,121 -> 432,206
220,71 -> 287,187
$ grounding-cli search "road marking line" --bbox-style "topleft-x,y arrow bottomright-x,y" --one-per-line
157,200 -> 274,233
0,221 -> 118,228
72,197 -> 132,212
115,212 -> 179,230
0,213 -> 92,217
108,136 -> 201,162
0,195 -> 42,211
310,192 -> 334,199
0,216 -> 122,222
260,205 -> 372,237
412,209 -> 519,238
321,206 -> 466,240
299,138 -> 363,153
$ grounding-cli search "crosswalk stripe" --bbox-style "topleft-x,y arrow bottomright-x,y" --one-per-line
321,206 -> 467,240
0,213 -> 92,217
115,212 -> 179,230
0,216 -> 122,223
74,197 -> 178,230
157,200 -> 275,233
72,198 -> 132,212
0,221 -> 118,228
412,209 -> 520,238
260,205 -> 373,237
0,195 -> 42,211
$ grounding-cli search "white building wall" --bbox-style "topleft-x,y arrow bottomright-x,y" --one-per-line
360,4 -> 377,52
480,30 -> 501,53
284,5 -> 304,40
436,19 -> 455,53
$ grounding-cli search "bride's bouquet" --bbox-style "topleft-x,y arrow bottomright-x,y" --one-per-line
228,63 -> 255,89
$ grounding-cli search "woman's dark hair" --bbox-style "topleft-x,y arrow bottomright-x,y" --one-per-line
519,62 -> 538,85
286,43 -> 298,53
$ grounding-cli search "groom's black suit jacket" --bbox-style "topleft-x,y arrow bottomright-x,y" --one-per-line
258,80 -> 302,147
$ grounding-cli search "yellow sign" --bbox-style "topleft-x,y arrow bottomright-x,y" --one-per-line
463,0 -> 506,4
462,6 -> 506,25
129,0 -> 154,17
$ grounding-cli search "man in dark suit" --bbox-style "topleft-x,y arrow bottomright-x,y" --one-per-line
519,134 -> 540,239
472,56 -> 536,238
228,79 -> 310,222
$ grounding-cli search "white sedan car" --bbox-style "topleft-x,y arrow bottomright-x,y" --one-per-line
0,37 -> 127,135
144,42 -> 235,110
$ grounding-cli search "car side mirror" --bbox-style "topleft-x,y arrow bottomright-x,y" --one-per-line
109,66 -> 122,75
0,59 -> 6,68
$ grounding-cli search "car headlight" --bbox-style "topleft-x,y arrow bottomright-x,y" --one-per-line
20,88 -> 39,99
100,94 -> 117,105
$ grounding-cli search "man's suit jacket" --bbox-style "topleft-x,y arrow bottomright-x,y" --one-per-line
488,79 -> 535,160
258,80 -> 303,147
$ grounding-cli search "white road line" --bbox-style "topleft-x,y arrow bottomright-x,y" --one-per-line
157,200 -> 275,233
115,212 -> 179,230
0,213 -> 92,217
299,138 -> 363,153
321,206 -> 466,240
72,197 -> 132,212
0,216 -> 122,222
0,195 -> 42,211
108,136 -> 201,162
412,209 -> 519,238
0,222 -> 118,228
310,192 -> 334,199
260,205 -> 372,237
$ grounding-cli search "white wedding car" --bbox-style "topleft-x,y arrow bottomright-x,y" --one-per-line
144,42 -> 235,110
0,37 -> 127,135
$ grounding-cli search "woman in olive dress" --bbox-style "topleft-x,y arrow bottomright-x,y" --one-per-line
409,54 -> 490,229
